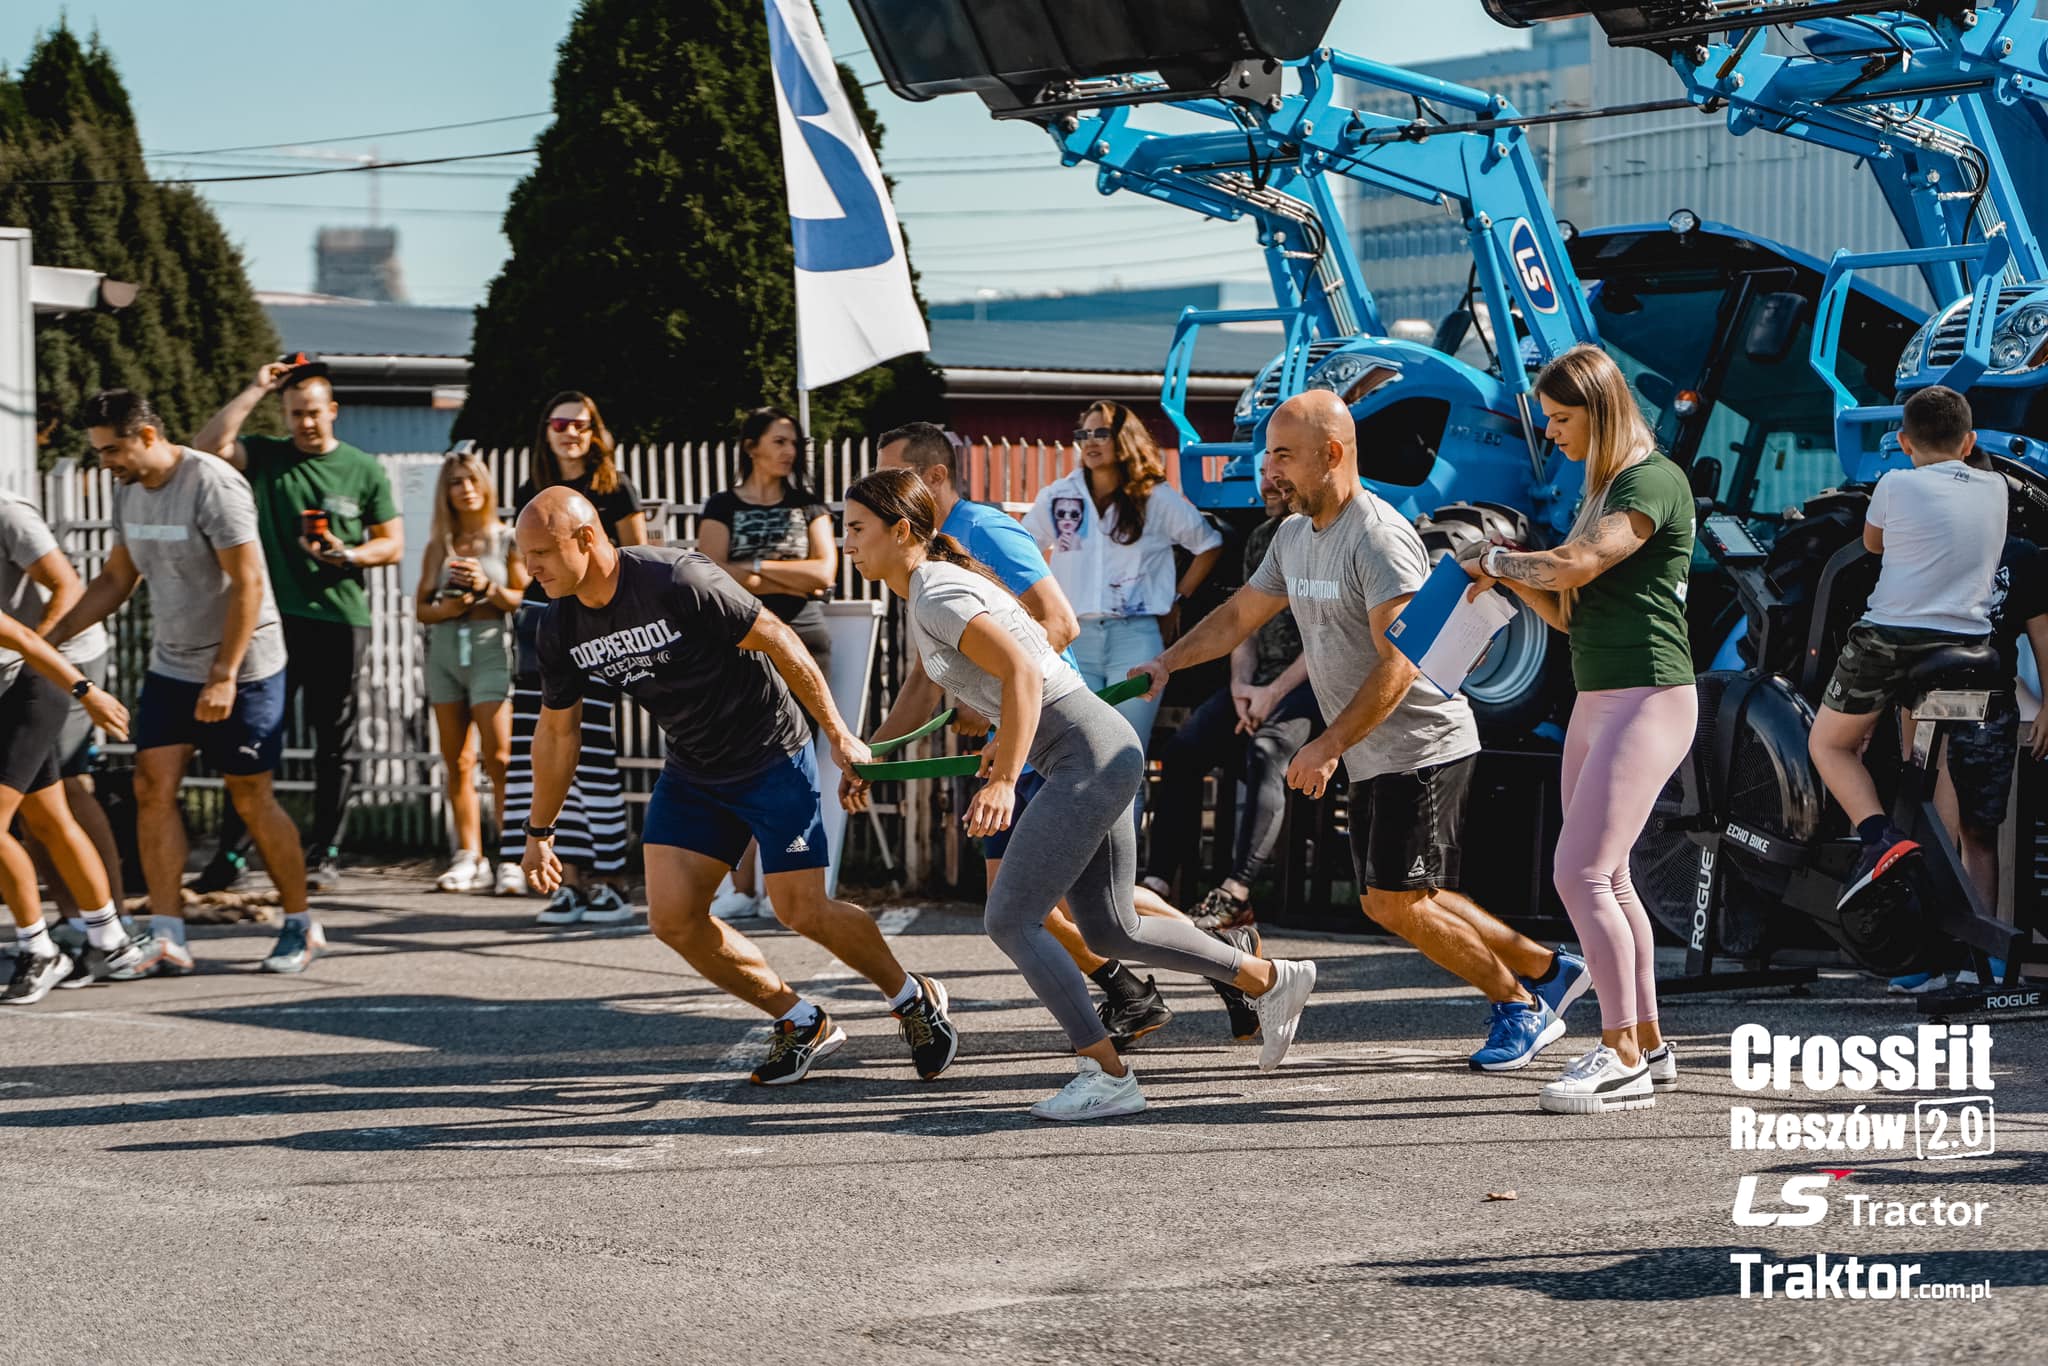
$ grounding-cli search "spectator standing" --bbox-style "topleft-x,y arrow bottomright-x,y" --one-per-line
191,359 -> 404,892
697,407 -> 839,921
501,391 -> 642,922
417,452 -> 527,893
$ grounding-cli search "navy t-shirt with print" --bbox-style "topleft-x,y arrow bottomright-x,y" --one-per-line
700,487 -> 832,624
1986,537 -> 2048,678
537,546 -> 810,782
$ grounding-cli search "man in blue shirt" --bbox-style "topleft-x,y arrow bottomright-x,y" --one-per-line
874,423 -> 1251,1047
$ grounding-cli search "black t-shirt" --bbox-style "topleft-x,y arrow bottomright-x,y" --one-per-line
1987,537 -> 2048,677
537,546 -> 810,782
700,486 -> 832,624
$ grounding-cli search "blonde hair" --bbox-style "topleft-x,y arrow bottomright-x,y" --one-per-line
1533,344 -> 1655,622
431,451 -> 499,550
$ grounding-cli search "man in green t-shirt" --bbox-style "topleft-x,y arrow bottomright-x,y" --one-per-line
192,359 -> 405,890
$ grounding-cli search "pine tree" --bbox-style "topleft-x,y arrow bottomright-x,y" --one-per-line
457,0 -> 940,450
0,24 -> 279,464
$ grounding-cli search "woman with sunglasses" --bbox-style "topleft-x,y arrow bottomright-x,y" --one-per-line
1024,401 -> 1223,812
697,407 -> 838,921
500,391 -> 645,923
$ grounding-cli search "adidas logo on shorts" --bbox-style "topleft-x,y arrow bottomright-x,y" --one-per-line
785,835 -> 810,854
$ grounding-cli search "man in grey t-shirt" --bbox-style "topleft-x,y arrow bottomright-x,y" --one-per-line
1132,390 -> 1590,1073
54,390 -> 322,979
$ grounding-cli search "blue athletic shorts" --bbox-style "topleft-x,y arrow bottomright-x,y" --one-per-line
135,669 -> 287,776
979,767 -> 1046,860
643,745 -> 830,874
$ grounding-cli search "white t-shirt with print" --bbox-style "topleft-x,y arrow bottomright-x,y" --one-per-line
1023,470 -> 1222,620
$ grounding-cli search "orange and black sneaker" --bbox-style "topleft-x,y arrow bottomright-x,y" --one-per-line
1097,975 -> 1173,1052
892,974 -> 960,1081
750,1009 -> 847,1086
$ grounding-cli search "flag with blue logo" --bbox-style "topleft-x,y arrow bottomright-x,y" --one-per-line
764,0 -> 928,391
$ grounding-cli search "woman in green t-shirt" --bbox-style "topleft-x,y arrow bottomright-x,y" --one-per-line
1460,344 -> 1698,1117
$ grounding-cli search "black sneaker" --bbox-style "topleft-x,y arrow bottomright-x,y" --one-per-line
1208,924 -> 1263,1042
1097,975 -> 1174,1052
1189,886 -> 1252,932
2,951 -> 68,1006
78,934 -> 146,984
749,1011 -> 847,1086
306,855 -> 343,894
893,974 -> 960,1080
190,850 -> 248,894
1839,831 -> 1920,909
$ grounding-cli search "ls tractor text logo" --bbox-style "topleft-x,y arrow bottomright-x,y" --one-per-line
1509,219 -> 1560,315
1732,1171 -> 1851,1227
765,0 -> 894,273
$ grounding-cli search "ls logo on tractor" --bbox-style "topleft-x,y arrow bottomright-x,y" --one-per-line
1509,219 -> 1560,315
765,1 -> 894,273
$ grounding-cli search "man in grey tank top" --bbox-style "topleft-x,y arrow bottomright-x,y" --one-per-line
1131,391 -> 1592,1074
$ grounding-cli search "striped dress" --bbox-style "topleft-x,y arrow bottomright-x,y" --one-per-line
498,671 -> 630,874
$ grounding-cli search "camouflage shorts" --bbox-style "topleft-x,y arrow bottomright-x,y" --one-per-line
1822,622 -> 1990,716
1944,691 -> 2020,829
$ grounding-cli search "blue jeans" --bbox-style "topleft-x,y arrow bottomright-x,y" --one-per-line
1071,615 -> 1165,824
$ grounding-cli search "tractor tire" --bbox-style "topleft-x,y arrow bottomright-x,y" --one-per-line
1414,501 -> 1572,742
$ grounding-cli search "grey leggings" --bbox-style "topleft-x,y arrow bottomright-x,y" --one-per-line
987,689 -> 1248,1050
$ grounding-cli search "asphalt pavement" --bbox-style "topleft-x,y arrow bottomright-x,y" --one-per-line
2,868 -> 2041,1365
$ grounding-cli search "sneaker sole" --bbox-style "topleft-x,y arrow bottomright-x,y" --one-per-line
1838,843 -> 1921,907
533,912 -> 585,926
1256,960 -> 1316,1072
1472,1014 -> 1569,1072
1112,1014 -> 1173,1052
577,908 -> 637,924
1029,1090 -> 1148,1122
911,976 -> 960,1081
1650,1073 -> 1679,1091
260,952 -> 322,975
1550,967 -> 1593,1018
753,1024 -> 847,1086
1,961 -> 69,1006
1539,1086 -> 1657,1115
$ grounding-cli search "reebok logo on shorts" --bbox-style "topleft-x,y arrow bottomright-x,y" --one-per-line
785,834 -> 810,854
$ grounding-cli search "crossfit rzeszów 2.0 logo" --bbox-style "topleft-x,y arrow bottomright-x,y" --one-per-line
1509,218 -> 1560,315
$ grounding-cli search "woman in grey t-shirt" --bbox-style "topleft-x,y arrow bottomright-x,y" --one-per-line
841,469 -> 1316,1122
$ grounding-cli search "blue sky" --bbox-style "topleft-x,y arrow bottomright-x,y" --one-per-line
5,1 -> 1528,307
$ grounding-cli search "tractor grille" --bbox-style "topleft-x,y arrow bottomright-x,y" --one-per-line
1250,340 -> 1353,411
1924,288 -> 2036,368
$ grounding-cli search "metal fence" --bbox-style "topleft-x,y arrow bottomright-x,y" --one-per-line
46,435 -> 1104,878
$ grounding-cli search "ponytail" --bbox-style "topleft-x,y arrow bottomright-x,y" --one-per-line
927,530 -> 1021,600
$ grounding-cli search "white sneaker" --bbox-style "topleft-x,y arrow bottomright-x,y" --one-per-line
533,887 -> 583,926
494,862 -> 529,897
709,888 -> 764,922
1029,1057 -> 1146,1122
1539,1045 -> 1656,1114
436,853 -> 492,894
1253,958 -> 1317,1072
1644,1041 -> 1679,1091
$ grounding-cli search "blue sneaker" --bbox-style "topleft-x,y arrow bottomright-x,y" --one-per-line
1470,998 -> 1565,1072
1888,971 -> 1939,994
1522,949 -> 1591,1020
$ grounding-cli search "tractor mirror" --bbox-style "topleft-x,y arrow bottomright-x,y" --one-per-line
1432,308 -> 1474,357
1745,292 -> 1809,365
1635,371 -> 1676,410
1690,455 -> 1723,501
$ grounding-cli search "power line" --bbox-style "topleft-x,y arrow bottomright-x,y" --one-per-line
15,147 -> 539,187
143,112 -> 553,158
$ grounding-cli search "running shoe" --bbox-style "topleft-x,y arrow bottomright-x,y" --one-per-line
1644,1041 -> 1679,1091
1888,971 -> 1942,994
750,1011 -> 846,1086
1029,1057 -> 1146,1122
533,886 -> 584,926
1470,998 -> 1565,1072
1207,924 -> 1262,1041
189,850 -> 248,894
1253,958 -> 1316,1072
893,974 -> 960,1080
1,950 -> 68,1005
1538,1045 -> 1655,1115
106,931 -> 196,979
261,919 -> 327,974
1188,886 -> 1253,932
709,888 -> 764,922
494,862 -> 529,897
1097,975 -> 1174,1051
436,852 -> 493,894
577,883 -> 637,925
1522,948 -> 1591,1020
1838,832 -> 1920,909
306,853 -> 343,894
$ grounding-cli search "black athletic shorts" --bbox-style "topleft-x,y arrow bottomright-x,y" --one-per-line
0,667 -> 69,796
1945,691 -> 2020,830
1346,752 -> 1475,893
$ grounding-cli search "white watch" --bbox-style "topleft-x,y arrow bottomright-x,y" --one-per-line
1483,545 -> 1508,578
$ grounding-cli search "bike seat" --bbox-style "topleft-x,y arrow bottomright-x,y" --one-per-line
1903,642 -> 2002,698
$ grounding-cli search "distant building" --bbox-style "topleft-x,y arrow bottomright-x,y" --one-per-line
315,227 -> 407,304
259,293 -> 469,453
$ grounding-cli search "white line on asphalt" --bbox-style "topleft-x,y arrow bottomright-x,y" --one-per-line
12,1010 -> 188,1029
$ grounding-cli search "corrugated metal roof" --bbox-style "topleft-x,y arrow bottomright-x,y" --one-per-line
261,303 -> 1276,378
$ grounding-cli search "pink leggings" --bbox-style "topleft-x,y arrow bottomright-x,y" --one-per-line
1556,684 -> 1699,1031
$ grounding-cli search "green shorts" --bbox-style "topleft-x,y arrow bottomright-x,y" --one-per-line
1821,621 -> 1989,716
426,618 -> 515,707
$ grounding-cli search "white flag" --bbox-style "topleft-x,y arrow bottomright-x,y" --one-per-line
764,0 -> 929,392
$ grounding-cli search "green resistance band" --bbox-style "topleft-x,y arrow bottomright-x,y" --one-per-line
851,676 -> 1153,781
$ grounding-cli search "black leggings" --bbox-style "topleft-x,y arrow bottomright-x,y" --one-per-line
218,617 -> 367,858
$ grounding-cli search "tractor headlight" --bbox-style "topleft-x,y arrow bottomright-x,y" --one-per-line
1895,321 -> 1930,381
1306,352 -> 1374,397
1989,304 -> 2048,373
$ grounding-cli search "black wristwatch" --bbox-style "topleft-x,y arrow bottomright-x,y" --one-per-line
71,678 -> 93,700
524,820 -> 557,840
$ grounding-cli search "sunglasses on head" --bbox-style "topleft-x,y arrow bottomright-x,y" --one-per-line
1074,426 -> 1116,442
548,417 -> 592,433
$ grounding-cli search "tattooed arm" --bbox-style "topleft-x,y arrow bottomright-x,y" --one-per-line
1466,509 -> 1654,633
